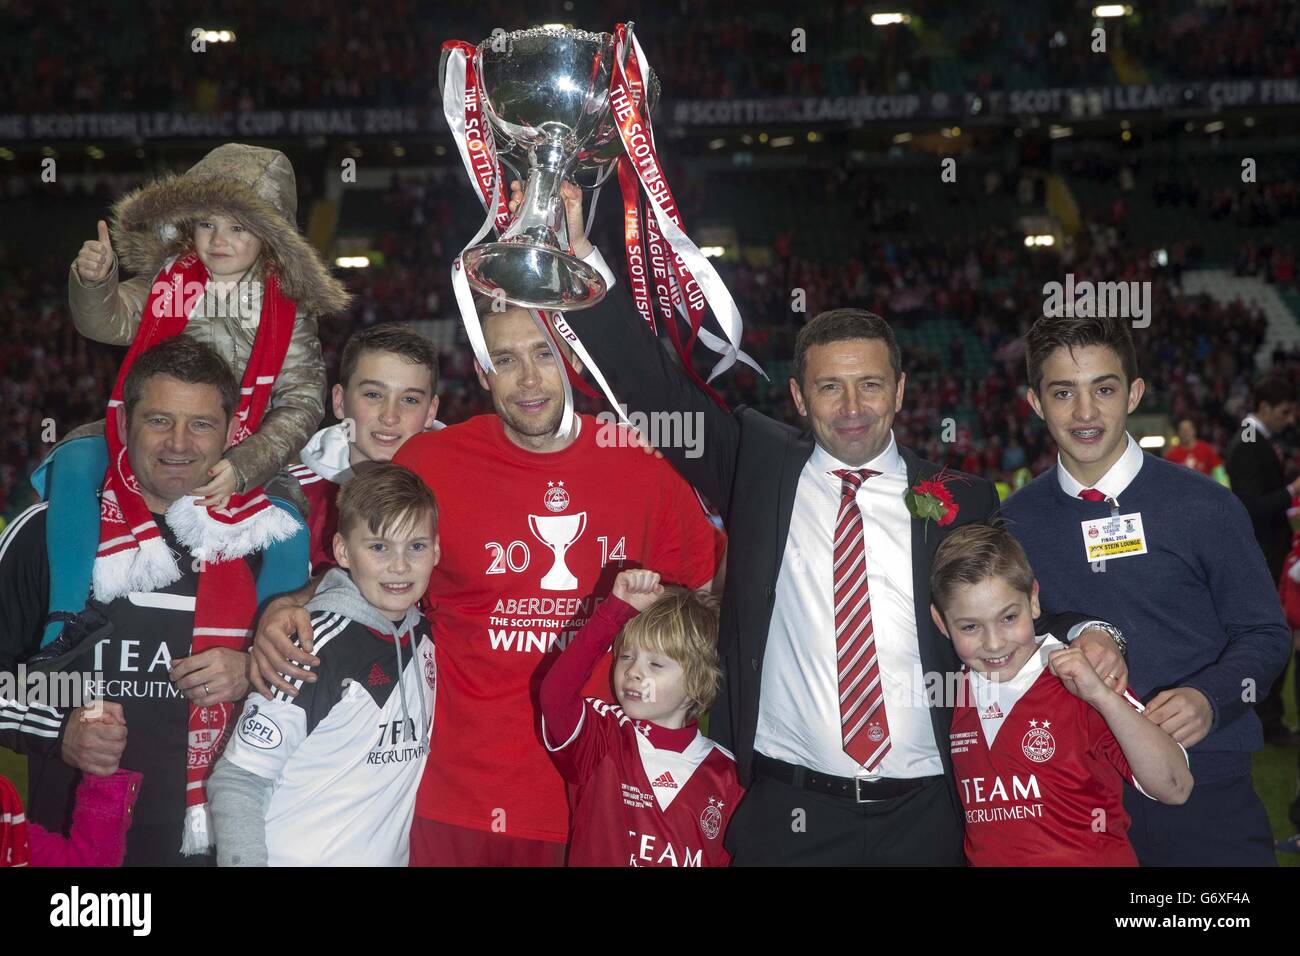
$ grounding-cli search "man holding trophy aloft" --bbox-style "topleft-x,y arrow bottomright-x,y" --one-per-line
459,22 -> 1126,866
251,23 -> 726,868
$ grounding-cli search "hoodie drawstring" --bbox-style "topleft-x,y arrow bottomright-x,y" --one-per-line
392,618 -> 431,753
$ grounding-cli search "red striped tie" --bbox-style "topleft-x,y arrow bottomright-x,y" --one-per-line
832,468 -> 890,770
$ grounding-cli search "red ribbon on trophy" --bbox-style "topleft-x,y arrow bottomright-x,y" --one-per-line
448,40 -> 512,235
443,27 -> 762,431
617,156 -> 655,335
441,39 -> 599,417
608,23 -> 762,406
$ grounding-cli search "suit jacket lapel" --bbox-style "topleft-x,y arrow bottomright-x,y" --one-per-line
901,447 -> 940,583
900,445 -> 960,785
774,431 -> 815,578
901,446 -> 944,672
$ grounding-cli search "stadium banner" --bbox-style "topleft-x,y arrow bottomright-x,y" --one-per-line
1,78 -> 1297,141
668,77 -> 1300,126
0,107 -> 437,140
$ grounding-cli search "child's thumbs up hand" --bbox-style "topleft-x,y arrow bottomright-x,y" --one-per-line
76,219 -> 115,283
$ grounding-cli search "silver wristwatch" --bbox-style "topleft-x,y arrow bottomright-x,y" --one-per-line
1082,621 -> 1127,657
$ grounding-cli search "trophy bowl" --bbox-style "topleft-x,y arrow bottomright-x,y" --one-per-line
461,25 -> 623,311
496,69 -> 662,190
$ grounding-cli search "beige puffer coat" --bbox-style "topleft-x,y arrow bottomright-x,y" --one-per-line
67,143 -> 351,492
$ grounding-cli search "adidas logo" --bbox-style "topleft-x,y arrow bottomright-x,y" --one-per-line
651,771 -> 678,790
367,663 -> 391,687
981,702 -> 1004,719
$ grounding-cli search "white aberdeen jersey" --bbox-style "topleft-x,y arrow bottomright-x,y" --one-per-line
222,611 -> 436,866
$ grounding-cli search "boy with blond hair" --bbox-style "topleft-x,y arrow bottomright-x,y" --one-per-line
540,569 -> 743,867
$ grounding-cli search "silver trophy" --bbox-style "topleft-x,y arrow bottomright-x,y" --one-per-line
456,25 -> 647,311
498,69 -> 661,190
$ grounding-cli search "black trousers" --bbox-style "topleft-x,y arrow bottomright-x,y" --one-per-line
1125,771 -> 1276,867
725,767 -> 965,866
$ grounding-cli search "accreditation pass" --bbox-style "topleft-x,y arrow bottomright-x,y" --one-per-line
1081,512 -> 1148,562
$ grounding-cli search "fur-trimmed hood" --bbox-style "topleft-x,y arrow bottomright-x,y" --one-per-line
109,143 -> 351,316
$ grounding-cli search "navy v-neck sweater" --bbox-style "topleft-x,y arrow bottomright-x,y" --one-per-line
1002,452 -> 1290,780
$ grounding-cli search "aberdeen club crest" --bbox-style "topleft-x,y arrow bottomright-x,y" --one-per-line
544,480 -> 570,513
1021,719 -> 1056,763
699,797 -> 724,840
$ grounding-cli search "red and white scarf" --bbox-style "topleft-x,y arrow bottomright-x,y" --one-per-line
97,251 -> 300,854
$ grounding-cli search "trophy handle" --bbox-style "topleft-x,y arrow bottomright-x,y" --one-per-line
437,47 -> 451,101
574,159 -> 619,192
574,24 -> 657,191
497,150 -> 527,200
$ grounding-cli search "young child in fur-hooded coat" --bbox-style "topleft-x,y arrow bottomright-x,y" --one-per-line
35,143 -> 349,648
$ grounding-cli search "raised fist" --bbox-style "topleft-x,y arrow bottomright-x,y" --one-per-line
612,569 -> 664,613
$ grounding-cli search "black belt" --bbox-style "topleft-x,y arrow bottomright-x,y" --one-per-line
754,752 -> 942,803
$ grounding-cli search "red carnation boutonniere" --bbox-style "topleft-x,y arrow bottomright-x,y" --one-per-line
905,468 -> 965,538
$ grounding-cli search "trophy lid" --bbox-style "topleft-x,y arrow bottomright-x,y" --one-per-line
475,24 -> 611,51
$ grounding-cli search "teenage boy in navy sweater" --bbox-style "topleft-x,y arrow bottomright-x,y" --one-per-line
1002,313 -> 1290,866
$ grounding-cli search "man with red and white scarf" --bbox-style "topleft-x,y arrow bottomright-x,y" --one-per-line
0,337 -> 308,865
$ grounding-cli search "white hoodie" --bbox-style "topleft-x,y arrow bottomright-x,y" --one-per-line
296,419 -> 446,483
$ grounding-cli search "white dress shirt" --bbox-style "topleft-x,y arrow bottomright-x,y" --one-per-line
753,432 -> 945,779
583,247 -> 617,289
1054,433 -> 1144,641
1055,432 -> 1145,503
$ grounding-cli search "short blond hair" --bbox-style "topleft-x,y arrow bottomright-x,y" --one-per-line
616,587 -> 721,722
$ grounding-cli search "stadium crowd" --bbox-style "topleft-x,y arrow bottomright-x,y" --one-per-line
5,0 -> 1300,113
2,156 -> 1297,524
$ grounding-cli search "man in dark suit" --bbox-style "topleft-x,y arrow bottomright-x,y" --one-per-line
556,233 -> 1126,866
1226,375 -> 1298,745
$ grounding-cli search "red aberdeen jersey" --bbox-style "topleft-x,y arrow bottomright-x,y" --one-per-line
552,699 -> 742,867
288,462 -> 340,576
949,638 -> 1147,867
1,775 -> 30,868
541,595 -> 743,866
393,415 -> 725,843
292,421 -> 448,575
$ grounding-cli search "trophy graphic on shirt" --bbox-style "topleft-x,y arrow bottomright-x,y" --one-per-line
528,511 -> 587,591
